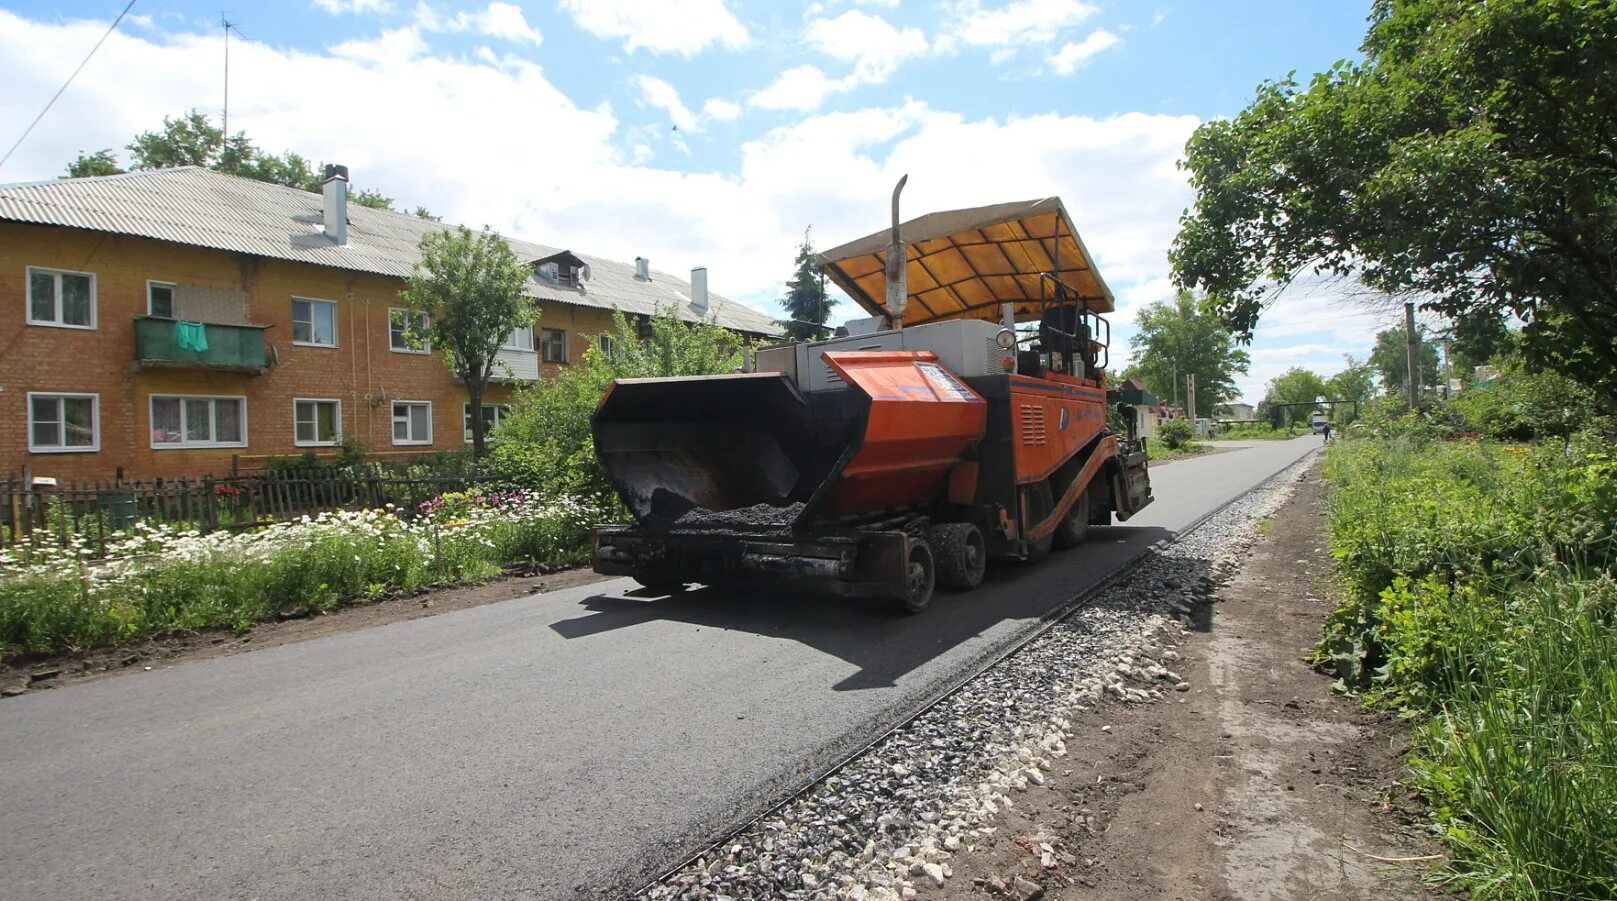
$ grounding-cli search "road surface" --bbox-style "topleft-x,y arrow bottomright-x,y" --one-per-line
0,437 -> 1319,900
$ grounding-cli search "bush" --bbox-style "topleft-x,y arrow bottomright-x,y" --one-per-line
1319,434 -> 1617,897
1451,360 -> 1605,442
1156,417 -> 1195,449
490,303 -> 746,505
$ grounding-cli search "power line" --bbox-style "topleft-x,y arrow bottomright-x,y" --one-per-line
0,0 -> 140,174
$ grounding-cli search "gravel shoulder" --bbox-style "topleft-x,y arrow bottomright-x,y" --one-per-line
0,565 -> 609,696
917,463 -> 1441,901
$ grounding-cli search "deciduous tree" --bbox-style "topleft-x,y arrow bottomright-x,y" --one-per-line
1262,367 -> 1327,426
1170,0 -> 1617,407
1125,291 -> 1250,418
1368,327 -> 1440,399
401,226 -> 535,457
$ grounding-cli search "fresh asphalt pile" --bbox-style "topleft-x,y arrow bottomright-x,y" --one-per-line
640,457 -> 1314,901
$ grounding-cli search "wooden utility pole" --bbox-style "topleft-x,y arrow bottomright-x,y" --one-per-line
1404,301 -> 1419,410
1186,372 -> 1197,421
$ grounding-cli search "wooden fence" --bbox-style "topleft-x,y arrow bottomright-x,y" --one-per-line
1,465 -> 498,557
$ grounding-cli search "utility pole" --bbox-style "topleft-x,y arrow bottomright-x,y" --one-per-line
1404,301 -> 1419,410
222,16 -> 234,139
1172,361 -> 1179,408
1186,372 -> 1196,421
1441,337 -> 1454,399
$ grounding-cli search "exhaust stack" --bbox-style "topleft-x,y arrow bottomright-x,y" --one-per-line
322,164 -> 348,245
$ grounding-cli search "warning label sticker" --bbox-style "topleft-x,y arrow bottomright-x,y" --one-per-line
916,361 -> 978,402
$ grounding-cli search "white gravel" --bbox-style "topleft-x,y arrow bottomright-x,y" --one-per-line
641,458 -> 1313,901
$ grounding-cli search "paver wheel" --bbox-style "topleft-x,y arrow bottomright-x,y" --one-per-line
898,539 -> 937,614
1020,481 -> 1055,563
929,523 -> 987,591
1053,486 -> 1091,549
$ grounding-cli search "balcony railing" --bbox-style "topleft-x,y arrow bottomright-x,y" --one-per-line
134,316 -> 270,374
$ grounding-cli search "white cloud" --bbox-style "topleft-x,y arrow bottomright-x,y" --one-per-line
703,97 -> 742,122
749,64 -> 853,112
634,75 -> 698,132
314,0 -> 394,13
804,10 -> 929,83
414,2 -> 542,46
1048,28 -> 1120,74
557,0 -> 749,56
0,9 -> 1209,368
947,0 -> 1099,48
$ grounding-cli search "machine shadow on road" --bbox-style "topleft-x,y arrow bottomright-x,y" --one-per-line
549,525 -> 1175,691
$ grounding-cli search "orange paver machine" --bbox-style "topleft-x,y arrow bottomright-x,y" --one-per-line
590,187 -> 1153,611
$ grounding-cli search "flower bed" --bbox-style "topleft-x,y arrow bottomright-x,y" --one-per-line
0,490 -> 602,660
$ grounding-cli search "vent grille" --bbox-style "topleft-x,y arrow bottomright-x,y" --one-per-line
1020,404 -> 1047,446
824,363 -> 843,383
985,337 -> 1002,372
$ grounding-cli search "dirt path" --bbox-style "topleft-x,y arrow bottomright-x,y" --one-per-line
1,566 -> 610,696
920,463 -> 1440,901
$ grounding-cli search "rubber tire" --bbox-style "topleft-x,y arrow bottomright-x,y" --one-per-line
929,523 -> 987,591
898,539 -> 937,614
1053,486 -> 1091,549
1020,481 -> 1055,563
632,574 -> 687,595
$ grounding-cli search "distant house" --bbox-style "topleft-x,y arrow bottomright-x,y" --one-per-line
0,166 -> 781,480
1110,377 -> 1163,438
1214,402 -> 1255,422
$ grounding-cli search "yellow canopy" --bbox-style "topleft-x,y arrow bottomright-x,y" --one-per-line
817,197 -> 1115,327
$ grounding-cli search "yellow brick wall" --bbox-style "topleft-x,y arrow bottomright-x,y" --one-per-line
0,223 -> 616,481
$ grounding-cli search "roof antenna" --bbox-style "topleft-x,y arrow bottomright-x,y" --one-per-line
221,14 -> 237,140
886,174 -> 908,331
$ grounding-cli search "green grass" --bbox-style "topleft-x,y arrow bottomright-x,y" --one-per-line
1214,422 -> 1306,440
1144,438 -> 1210,463
1319,431 -> 1617,898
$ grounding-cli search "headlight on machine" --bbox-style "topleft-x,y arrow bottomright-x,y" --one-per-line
995,328 -> 1016,350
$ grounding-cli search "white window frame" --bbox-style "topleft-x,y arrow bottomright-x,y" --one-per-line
388,308 -> 431,354
293,397 -> 343,447
26,266 -> 97,330
540,327 -> 568,364
26,392 -> 100,454
503,325 -> 534,351
391,400 -> 433,446
146,280 -> 177,319
463,403 -> 510,443
291,296 -> 338,347
599,334 -> 616,355
148,394 -> 249,450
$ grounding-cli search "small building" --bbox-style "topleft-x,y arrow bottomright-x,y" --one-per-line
1214,402 -> 1255,422
1110,377 -> 1160,438
0,166 -> 781,480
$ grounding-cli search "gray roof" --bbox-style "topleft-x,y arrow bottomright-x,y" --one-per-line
0,167 -> 782,336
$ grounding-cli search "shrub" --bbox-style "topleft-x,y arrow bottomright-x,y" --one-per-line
1156,417 -> 1195,449
1452,360 -> 1605,442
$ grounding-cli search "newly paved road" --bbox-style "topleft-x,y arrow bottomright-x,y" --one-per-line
0,437 -> 1319,901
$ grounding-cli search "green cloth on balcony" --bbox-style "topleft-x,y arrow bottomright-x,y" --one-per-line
176,321 -> 209,352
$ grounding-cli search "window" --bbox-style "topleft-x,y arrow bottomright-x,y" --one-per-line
540,328 -> 568,363
294,399 -> 342,447
147,281 -> 176,319
463,404 -> 510,442
391,401 -> 432,445
150,395 -> 246,448
26,267 -> 96,328
599,334 -> 616,355
28,393 -> 99,453
291,297 -> 337,346
389,308 -> 430,353
504,325 -> 534,351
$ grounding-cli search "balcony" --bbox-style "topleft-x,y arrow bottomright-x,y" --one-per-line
134,317 -> 270,374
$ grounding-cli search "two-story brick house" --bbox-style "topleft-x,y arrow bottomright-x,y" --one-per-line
0,166 -> 779,481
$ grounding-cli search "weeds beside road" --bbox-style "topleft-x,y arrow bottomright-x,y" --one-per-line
1320,423 -> 1616,899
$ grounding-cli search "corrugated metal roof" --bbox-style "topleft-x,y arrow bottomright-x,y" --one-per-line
0,167 -> 782,336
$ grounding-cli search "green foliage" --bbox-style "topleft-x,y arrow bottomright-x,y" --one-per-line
1451,360 -> 1601,442
781,227 -> 832,341
1214,421 -> 1297,440
65,109 -> 405,211
1262,367 -> 1327,425
1125,290 -> 1250,418
63,149 -> 122,178
401,225 -> 535,456
1171,0 -> 1617,406
1369,326 -> 1441,399
1319,434 -> 1617,897
1324,356 -> 1376,425
491,304 -> 746,504
1156,417 -> 1195,450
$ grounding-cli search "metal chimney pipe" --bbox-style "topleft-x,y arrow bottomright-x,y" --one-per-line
322,164 -> 348,245
690,266 -> 708,312
885,174 -> 908,330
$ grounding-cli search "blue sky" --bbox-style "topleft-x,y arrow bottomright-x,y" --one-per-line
0,0 -> 1399,403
